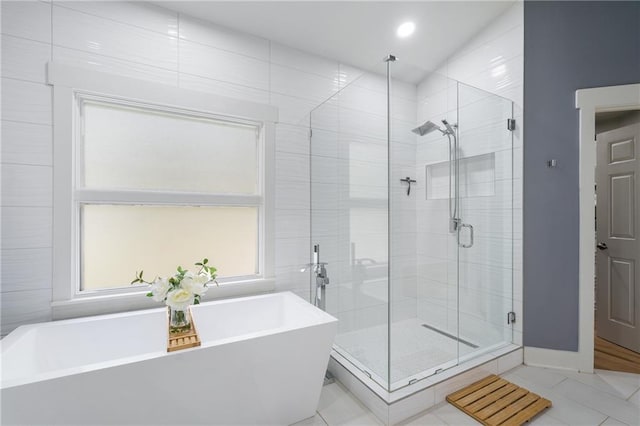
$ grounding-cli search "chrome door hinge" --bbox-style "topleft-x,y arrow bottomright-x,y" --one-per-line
507,311 -> 516,325
507,119 -> 516,131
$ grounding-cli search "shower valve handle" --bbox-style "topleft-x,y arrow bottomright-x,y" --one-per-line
400,177 -> 417,196
316,275 -> 329,286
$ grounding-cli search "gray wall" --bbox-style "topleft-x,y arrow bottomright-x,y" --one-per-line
523,1 -> 640,351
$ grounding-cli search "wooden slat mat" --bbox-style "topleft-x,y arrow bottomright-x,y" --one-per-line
446,375 -> 551,425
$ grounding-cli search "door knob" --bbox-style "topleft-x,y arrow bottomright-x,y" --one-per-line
597,242 -> 608,250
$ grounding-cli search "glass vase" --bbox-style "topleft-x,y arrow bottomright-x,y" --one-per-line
169,307 -> 191,334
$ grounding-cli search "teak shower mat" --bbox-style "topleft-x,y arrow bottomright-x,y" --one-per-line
446,374 -> 551,425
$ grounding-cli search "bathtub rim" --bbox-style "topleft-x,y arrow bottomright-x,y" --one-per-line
1,291 -> 336,390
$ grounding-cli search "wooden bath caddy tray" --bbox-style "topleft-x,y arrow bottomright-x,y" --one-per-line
167,308 -> 201,353
446,374 -> 551,425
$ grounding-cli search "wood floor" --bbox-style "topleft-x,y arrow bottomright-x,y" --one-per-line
594,335 -> 640,374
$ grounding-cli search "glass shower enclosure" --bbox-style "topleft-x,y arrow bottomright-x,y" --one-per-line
309,57 -> 514,392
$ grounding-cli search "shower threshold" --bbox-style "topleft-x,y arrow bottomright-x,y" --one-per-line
333,338 -> 509,394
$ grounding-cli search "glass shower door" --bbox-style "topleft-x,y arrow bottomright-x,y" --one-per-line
310,64 -> 391,389
456,82 -> 514,362
309,61 -> 516,393
389,67 -> 463,390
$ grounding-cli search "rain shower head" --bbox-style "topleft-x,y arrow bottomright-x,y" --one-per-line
411,120 -> 444,136
412,119 -> 457,137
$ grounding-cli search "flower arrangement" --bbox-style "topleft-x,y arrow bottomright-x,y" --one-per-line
132,258 -> 218,332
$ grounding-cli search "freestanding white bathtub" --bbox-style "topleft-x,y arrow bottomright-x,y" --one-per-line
1,292 -> 337,425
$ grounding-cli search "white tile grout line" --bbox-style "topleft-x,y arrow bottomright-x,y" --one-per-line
548,377 -> 640,425
554,367 -> 640,400
626,387 -> 640,402
316,411 -> 329,426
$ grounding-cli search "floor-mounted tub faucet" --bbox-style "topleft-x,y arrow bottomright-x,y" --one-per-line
301,244 -> 330,310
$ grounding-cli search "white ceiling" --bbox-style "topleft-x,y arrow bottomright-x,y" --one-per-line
157,1 -> 515,83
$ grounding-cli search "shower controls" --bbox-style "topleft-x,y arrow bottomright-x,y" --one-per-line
400,176 -> 417,195
412,118 -> 460,234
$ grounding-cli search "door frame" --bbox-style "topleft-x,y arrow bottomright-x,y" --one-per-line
575,83 -> 640,373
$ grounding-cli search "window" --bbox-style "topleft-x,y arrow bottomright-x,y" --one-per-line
82,205 -> 259,290
50,64 -> 276,318
78,98 -> 262,290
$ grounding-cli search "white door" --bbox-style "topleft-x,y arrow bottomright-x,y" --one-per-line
596,122 -> 640,353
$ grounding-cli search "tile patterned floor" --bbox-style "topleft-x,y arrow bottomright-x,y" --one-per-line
295,366 -> 640,425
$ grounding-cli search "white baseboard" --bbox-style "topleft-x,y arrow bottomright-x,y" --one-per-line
524,346 -> 582,372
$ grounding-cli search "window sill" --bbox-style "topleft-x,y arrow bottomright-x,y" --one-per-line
51,278 -> 276,321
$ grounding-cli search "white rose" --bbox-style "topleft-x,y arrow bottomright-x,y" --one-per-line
150,278 -> 170,302
195,273 -> 211,284
165,288 -> 194,310
181,274 -> 208,296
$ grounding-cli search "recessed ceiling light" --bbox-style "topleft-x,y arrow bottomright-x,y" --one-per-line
397,22 -> 415,38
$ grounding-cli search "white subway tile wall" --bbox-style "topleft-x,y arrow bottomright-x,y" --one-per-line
305,56 -> 420,383
0,0 -> 523,343
415,2 -> 524,348
0,0 -> 347,335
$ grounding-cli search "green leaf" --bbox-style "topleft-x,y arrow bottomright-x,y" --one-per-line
203,258 -> 209,264
195,262 -> 203,266
146,292 -> 153,297
194,298 -> 200,305
131,279 -> 139,285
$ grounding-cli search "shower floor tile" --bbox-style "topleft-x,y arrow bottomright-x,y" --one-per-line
334,319 -> 478,384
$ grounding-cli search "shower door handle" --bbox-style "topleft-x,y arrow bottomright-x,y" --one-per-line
459,223 -> 474,248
